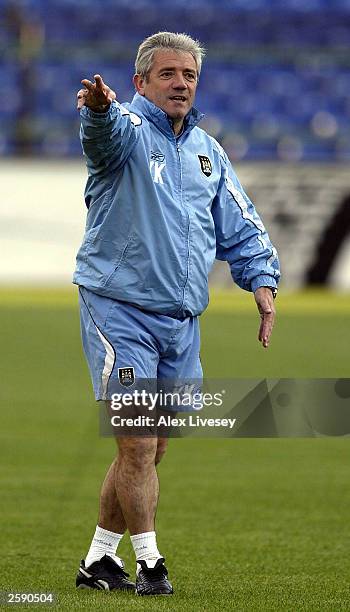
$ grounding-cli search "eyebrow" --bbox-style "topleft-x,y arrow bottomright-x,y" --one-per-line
157,66 -> 197,74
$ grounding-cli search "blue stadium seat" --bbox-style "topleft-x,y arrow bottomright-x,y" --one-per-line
1,0 -> 350,160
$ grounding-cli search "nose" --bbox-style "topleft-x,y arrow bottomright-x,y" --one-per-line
172,73 -> 187,90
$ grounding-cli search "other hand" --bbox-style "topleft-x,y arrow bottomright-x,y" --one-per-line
254,287 -> 276,348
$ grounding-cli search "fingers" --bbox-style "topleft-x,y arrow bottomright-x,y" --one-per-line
81,78 -> 94,91
106,88 -> 117,103
258,310 -> 274,348
254,287 -> 276,348
76,88 -> 87,110
81,75 -> 105,92
78,75 -> 116,111
94,74 -> 105,90
94,75 -> 117,103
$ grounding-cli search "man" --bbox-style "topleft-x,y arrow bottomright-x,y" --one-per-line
74,31 -> 280,596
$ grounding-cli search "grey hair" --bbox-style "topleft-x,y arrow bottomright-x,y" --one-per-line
135,31 -> 206,79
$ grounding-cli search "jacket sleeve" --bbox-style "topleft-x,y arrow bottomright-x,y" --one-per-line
79,101 -> 141,176
211,149 -> 280,293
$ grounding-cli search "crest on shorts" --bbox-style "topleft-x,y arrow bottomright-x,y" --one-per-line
118,367 -> 135,387
198,155 -> 212,177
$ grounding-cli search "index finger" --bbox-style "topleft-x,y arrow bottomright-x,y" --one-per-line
81,79 -> 94,91
94,74 -> 105,90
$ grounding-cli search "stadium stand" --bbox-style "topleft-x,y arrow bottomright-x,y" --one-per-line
1,0 -> 350,161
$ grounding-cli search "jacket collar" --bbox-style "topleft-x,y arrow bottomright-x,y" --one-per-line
129,92 -> 204,139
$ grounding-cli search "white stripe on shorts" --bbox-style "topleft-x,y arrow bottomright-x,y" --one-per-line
94,324 -> 115,401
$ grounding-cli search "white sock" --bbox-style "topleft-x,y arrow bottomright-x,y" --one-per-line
130,531 -> 162,571
85,525 -> 124,568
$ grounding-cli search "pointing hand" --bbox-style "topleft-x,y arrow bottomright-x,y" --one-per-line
76,74 -> 116,112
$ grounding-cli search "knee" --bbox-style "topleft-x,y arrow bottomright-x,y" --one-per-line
118,437 -> 157,471
155,438 -> 168,465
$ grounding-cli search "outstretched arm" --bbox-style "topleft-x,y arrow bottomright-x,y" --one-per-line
76,74 -> 139,174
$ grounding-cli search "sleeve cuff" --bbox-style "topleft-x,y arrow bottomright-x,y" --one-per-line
80,101 -> 116,121
251,275 -> 278,293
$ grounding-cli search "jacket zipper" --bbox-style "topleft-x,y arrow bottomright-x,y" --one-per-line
175,139 -> 191,313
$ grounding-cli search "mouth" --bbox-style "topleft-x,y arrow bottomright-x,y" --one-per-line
169,96 -> 187,102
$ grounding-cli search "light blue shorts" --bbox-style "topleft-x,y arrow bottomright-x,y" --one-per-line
78,287 -> 202,407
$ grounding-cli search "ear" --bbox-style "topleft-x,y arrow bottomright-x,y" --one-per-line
133,74 -> 146,96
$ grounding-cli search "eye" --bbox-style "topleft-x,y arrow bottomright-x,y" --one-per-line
160,71 -> 173,78
185,72 -> 196,82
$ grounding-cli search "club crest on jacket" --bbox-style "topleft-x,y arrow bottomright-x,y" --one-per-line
198,155 -> 212,177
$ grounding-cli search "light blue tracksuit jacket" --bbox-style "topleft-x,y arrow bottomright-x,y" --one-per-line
73,93 -> 280,318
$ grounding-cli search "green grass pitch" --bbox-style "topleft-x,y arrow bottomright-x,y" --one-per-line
1,287 -> 350,611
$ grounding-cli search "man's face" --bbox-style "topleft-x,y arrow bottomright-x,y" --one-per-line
134,50 -> 198,126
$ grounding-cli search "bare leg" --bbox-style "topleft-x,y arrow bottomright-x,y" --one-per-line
115,437 -> 158,534
98,437 -> 168,534
98,458 -> 127,533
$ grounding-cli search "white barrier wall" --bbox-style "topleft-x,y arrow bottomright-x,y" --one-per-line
1,160 -> 350,288
1,160 -> 86,285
